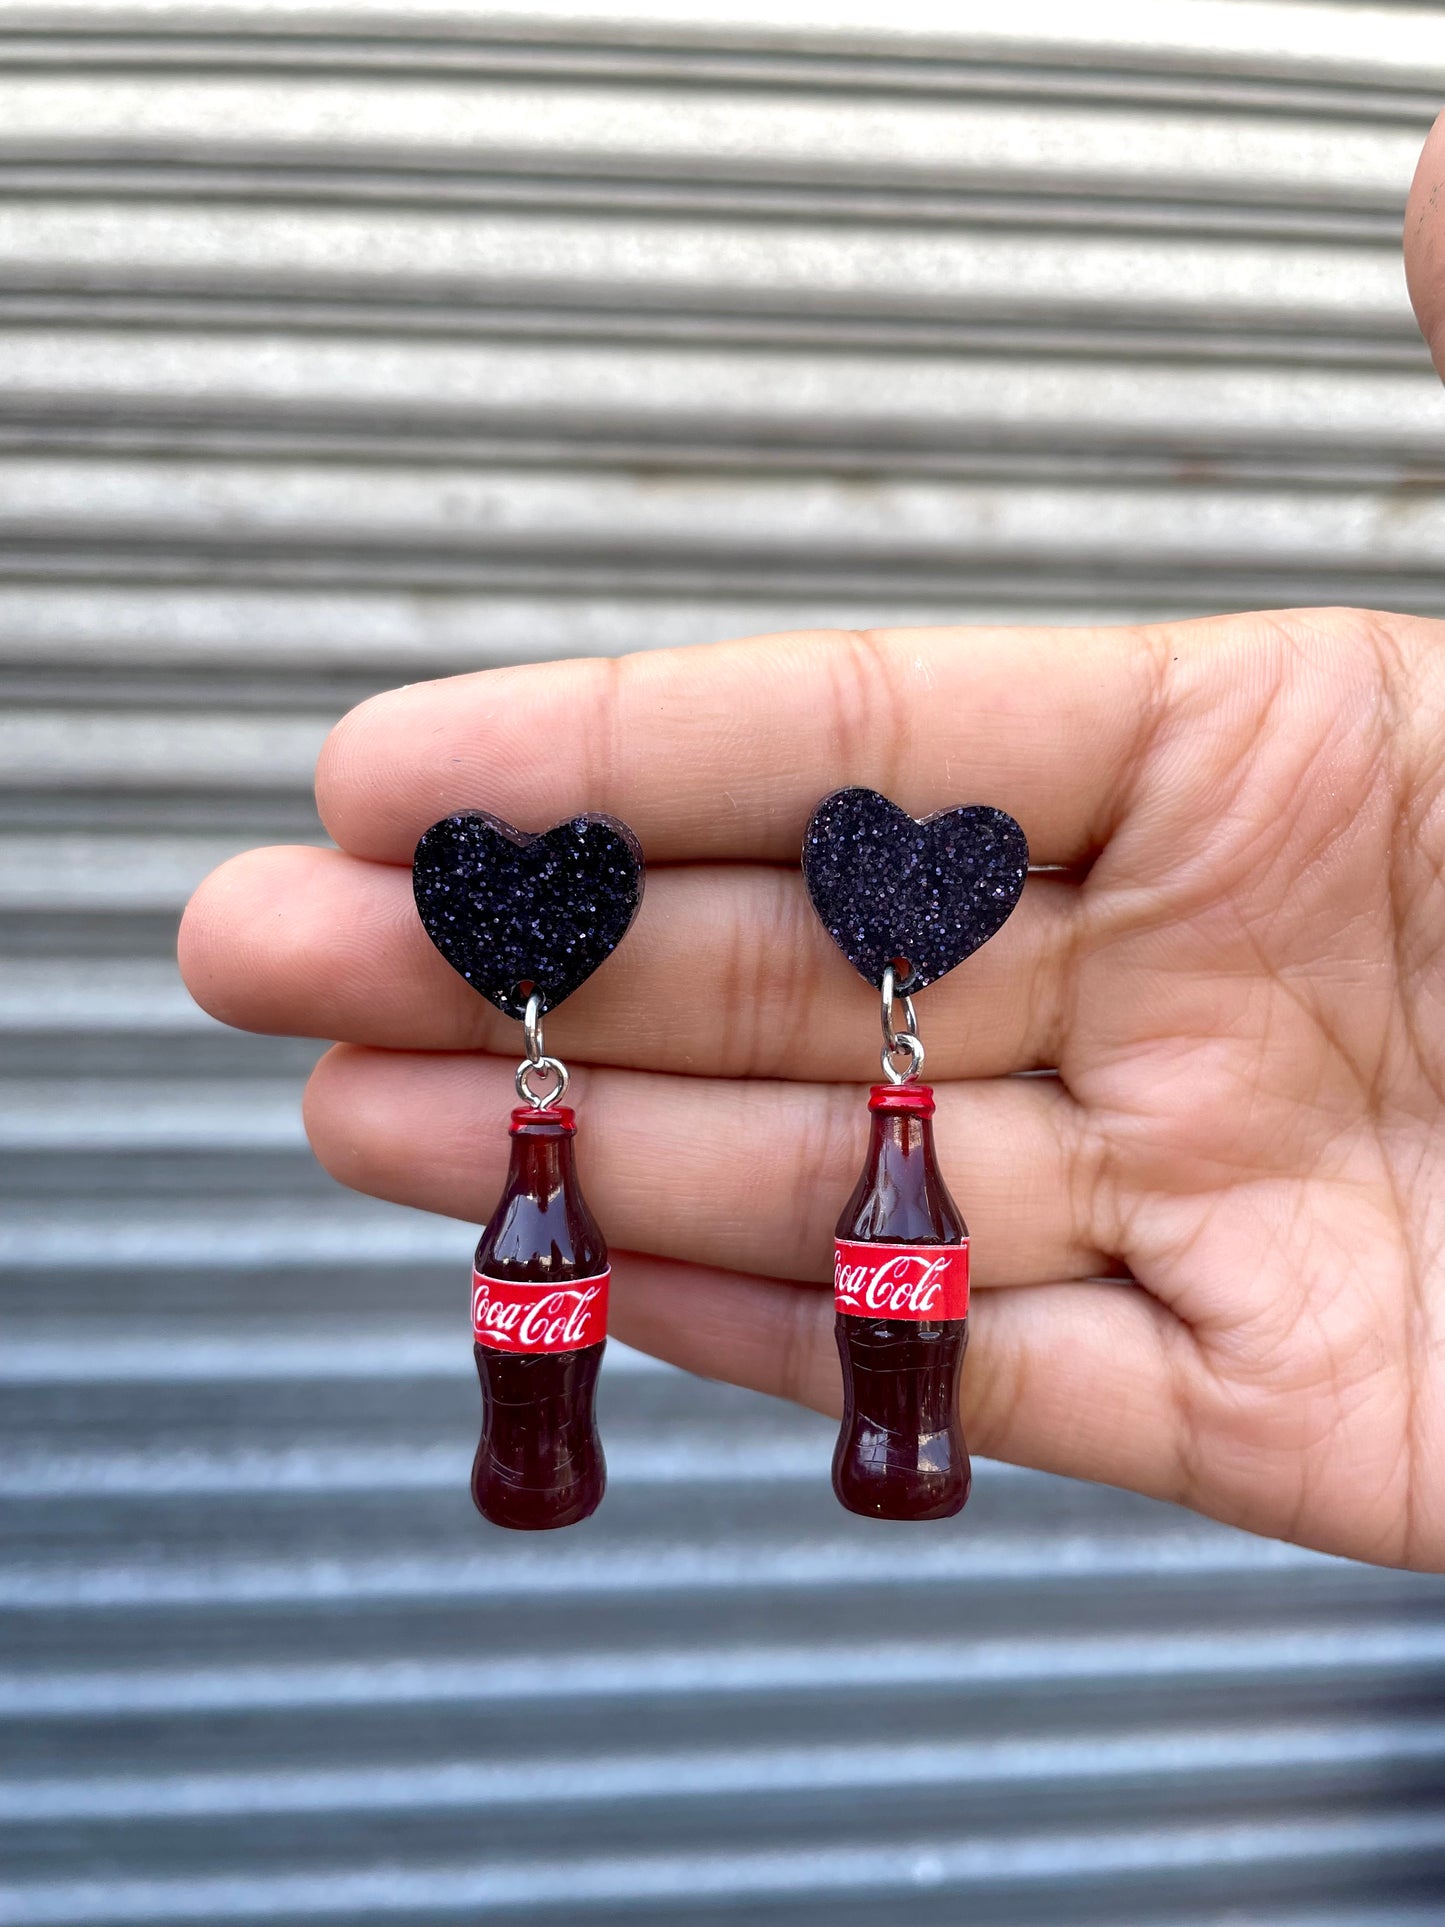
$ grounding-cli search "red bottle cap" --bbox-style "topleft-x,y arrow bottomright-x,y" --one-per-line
508,1103 -> 577,1135
866,1082 -> 935,1116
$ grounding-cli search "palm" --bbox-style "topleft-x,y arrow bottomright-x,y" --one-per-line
180,609 -> 1445,1571
1056,618 -> 1445,1568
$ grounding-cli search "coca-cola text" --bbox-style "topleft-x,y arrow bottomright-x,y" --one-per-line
834,1240 -> 969,1321
472,1268 -> 610,1353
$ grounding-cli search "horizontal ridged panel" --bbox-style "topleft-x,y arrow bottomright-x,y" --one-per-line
0,205 -> 1411,324
0,73 -> 1419,199
6,6 -> 1445,1925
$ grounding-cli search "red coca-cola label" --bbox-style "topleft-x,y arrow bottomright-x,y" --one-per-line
834,1240 -> 969,1320
471,1268 -> 610,1353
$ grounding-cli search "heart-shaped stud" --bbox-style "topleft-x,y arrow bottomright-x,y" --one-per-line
802,788 -> 1028,992
413,811 -> 644,1020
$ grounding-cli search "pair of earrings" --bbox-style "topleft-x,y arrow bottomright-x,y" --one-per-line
412,788 -> 1028,1531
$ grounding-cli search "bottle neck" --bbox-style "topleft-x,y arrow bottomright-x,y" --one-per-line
477,1103 -> 607,1279
839,1082 -> 967,1243
506,1121 -> 577,1203
859,1107 -> 936,1202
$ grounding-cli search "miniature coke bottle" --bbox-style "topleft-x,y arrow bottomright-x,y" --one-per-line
471,1099 -> 609,1530
412,806 -> 644,1532
832,1078 -> 971,1521
801,787 -> 1028,1521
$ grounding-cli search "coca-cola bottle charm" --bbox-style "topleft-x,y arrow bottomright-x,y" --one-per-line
802,787 -> 1029,1521
412,809 -> 644,1531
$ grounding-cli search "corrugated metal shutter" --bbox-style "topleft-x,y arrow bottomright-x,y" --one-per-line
6,4 -> 1445,1921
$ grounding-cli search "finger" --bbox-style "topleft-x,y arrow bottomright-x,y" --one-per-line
315,622 -> 1173,868
303,1046 -> 1111,1288
182,843 -> 1077,1080
609,1253 -> 1187,1507
1406,108 -> 1445,376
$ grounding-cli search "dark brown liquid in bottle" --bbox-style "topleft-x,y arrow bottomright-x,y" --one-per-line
472,1106 -> 606,1530
833,1084 -> 971,1521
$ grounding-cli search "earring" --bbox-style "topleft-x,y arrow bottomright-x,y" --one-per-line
412,810 -> 644,1531
802,787 -> 1028,1521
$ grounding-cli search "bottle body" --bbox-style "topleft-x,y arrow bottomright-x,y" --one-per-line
832,1083 -> 971,1521
471,1104 -> 607,1530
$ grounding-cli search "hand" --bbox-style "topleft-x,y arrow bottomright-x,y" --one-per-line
179,119 -> 1445,1574
179,607 -> 1445,1571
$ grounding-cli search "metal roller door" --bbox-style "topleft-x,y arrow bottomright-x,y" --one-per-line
5,4 -> 1445,1921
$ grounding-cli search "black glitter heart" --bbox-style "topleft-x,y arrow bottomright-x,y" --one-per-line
413,811 -> 644,1020
802,788 -> 1028,992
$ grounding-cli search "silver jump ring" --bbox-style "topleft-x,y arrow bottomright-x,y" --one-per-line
523,989 -> 546,1066
516,1055 -> 570,1108
879,963 -> 924,1084
879,964 -> 919,1055
516,987 -> 569,1107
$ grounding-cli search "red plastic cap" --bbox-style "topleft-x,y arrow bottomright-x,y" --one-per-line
867,1082 -> 935,1116
509,1103 -> 577,1135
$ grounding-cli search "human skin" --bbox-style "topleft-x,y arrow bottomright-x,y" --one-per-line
178,118 -> 1445,1574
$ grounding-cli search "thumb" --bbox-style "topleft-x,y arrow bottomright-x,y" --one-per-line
1404,106 -> 1445,374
